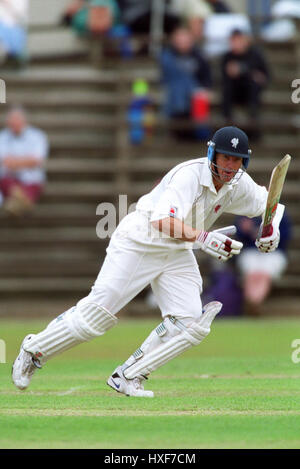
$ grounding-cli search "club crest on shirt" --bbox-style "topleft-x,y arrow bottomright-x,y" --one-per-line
169,206 -> 177,218
214,204 -> 221,213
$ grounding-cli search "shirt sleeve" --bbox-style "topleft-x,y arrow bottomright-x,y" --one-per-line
31,130 -> 49,161
150,167 -> 200,222
0,131 -> 8,160
225,172 -> 268,218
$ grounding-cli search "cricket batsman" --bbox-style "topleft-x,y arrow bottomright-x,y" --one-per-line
12,126 -> 285,397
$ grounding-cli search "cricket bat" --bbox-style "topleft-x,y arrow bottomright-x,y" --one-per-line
258,154 -> 291,239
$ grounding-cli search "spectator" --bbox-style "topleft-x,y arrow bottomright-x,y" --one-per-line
201,260 -> 243,316
112,0 -> 181,56
205,0 -> 231,13
63,0 -> 140,58
171,0 -> 212,40
117,0 -> 180,36
261,0 -> 300,42
235,213 -> 291,314
0,0 -> 28,63
221,29 -> 270,137
248,0 -> 272,22
62,0 -> 120,36
0,107 -> 49,216
127,78 -> 155,145
160,26 -> 212,140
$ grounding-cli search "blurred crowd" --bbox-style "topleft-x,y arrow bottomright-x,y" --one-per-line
57,0 -> 300,144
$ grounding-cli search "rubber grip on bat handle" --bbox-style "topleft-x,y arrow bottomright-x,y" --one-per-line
261,224 -> 273,238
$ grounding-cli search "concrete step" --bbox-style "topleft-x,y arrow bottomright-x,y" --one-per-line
1,250 -> 299,279
3,62 -> 293,92
28,27 -> 89,59
0,258 -> 103,278
46,159 -> 116,181
29,0 -> 70,27
0,277 -> 94,295
0,298 -> 79,318
2,65 -> 119,87
0,226 -> 98,243
40,181 -> 154,202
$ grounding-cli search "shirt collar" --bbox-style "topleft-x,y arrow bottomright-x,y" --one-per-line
8,126 -> 29,138
200,158 -> 242,195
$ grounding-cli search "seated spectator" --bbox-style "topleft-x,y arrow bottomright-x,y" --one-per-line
0,107 -> 49,216
272,0 -> 300,18
171,0 -> 212,40
63,0 -> 138,58
117,0 -> 180,36
221,29 -> 270,137
62,0 -> 120,36
261,0 -> 300,41
0,0 -> 28,63
201,260 -> 243,316
160,26 -> 212,140
235,213 -> 291,314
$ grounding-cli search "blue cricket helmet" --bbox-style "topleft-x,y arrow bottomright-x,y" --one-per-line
207,126 -> 252,169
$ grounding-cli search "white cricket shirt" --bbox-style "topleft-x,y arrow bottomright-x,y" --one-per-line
134,157 -> 268,249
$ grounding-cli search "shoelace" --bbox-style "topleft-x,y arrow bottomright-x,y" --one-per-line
23,355 -> 36,375
133,377 -> 144,390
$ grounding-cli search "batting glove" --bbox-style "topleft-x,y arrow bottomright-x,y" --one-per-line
255,203 -> 285,253
194,230 -> 243,261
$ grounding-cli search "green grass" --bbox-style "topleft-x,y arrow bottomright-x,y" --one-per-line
1,317 -> 300,448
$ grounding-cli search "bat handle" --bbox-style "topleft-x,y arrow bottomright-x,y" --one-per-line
261,224 -> 273,238
214,225 -> 237,237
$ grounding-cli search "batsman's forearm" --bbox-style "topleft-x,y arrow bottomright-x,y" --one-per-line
151,217 -> 200,242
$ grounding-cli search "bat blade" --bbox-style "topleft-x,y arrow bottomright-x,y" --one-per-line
259,154 -> 291,238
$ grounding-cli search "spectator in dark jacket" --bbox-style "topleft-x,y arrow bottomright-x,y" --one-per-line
221,29 -> 270,131
160,26 -> 212,119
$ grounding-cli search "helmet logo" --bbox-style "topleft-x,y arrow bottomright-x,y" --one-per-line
231,138 -> 239,148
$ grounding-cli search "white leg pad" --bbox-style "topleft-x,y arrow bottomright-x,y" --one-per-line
124,301 -> 222,379
23,303 -> 117,364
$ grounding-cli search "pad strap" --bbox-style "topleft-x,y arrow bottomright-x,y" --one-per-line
124,302 -> 222,379
24,303 -> 117,364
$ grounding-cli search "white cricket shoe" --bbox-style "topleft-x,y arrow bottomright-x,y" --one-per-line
107,366 -> 154,397
12,334 -> 41,390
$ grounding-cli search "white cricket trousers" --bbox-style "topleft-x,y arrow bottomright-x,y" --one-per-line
76,211 -> 203,322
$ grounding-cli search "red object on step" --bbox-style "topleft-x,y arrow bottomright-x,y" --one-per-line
191,90 -> 210,122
